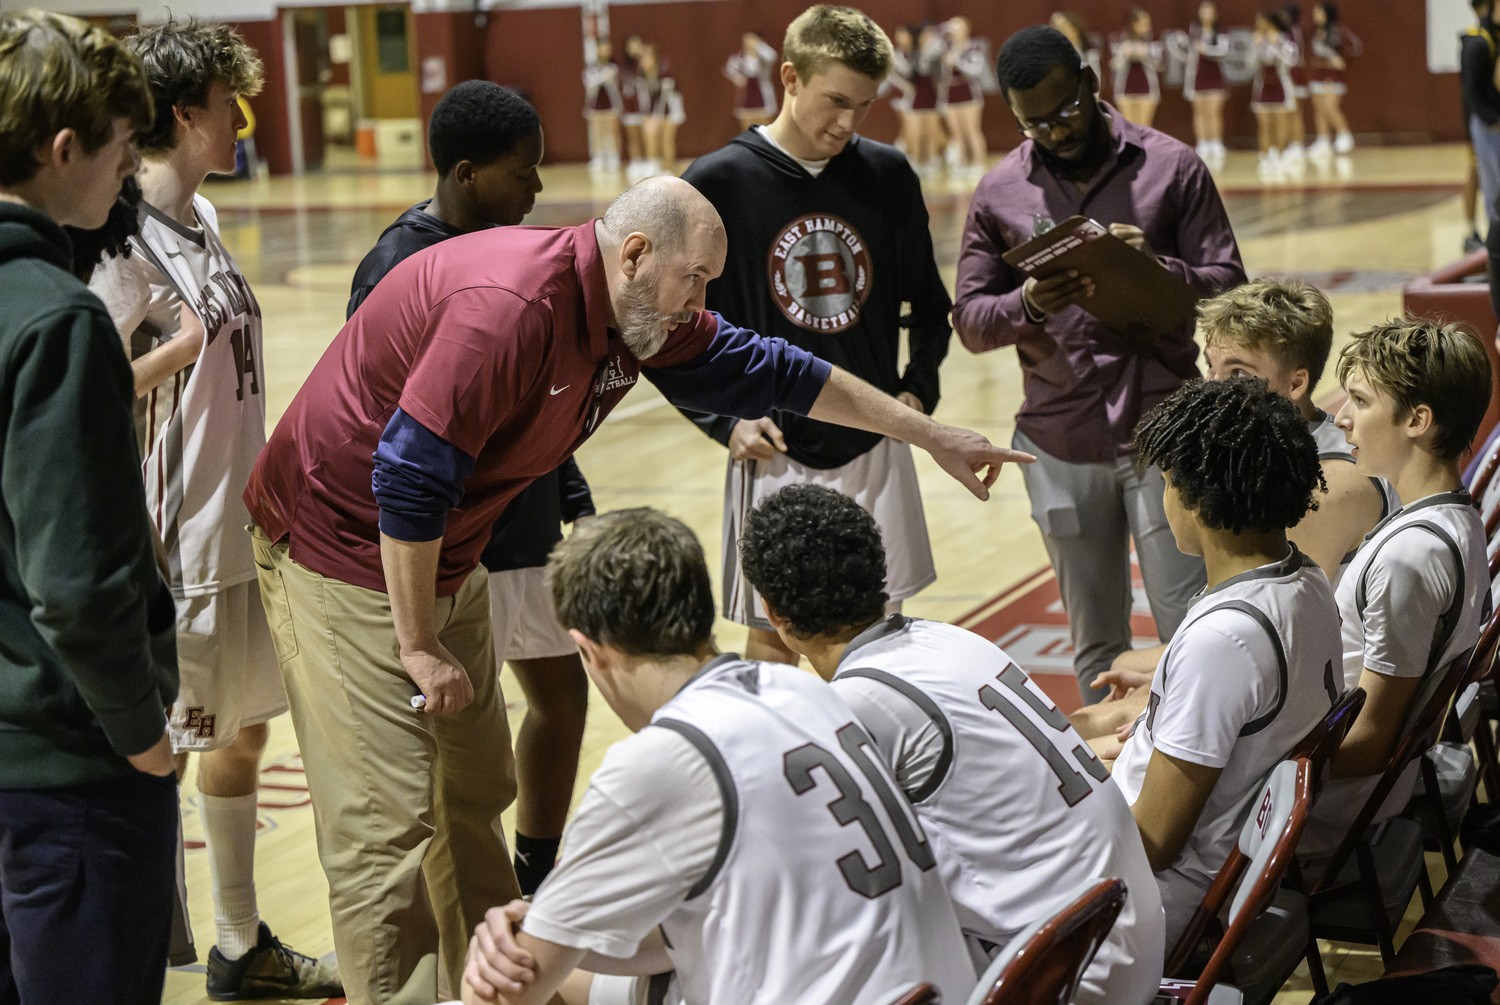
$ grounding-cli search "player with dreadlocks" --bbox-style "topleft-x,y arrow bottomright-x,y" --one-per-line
1107,376 -> 1340,949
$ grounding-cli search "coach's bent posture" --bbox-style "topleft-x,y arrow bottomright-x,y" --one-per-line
244,176 -> 1022,1004
952,25 -> 1245,704
461,509 -> 974,1005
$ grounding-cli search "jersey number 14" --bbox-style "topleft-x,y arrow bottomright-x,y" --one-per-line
227,325 -> 260,401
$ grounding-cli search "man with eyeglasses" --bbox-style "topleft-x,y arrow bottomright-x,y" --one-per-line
951,25 -> 1245,706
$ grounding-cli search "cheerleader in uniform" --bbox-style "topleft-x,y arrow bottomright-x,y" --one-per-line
1169,2 -> 1229,164
938,17 -> 994,178
888,26 -> 919,157
1279,4 -> 1310,162
582,38 -> 622,174
909,23 -> 946,177
1252,11 -> 1298,176
1110,8 -> 1165,127
620,36 -> 650,180
724,32 -> 778,129
1050,11 -> 1102,81
640,44 -> 685,176
1308,3 -> 1361,156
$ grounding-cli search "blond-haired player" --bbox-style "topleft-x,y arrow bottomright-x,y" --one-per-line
680,5 -> 952,667
88,18 -> 339,999
1302,320 -> 1493,853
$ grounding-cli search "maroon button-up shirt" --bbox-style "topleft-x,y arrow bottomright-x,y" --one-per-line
952,104 -> 1245,464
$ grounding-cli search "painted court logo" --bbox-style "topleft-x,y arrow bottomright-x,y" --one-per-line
767,214 -> 872,333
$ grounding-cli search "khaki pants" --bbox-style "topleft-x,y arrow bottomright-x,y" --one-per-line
251,527 -> 520,1004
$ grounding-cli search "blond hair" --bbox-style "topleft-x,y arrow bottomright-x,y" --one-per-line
0,10 -> 151,186
1337,319 -> 1493,460
783,5 -> 893,82
129,19 -> 263,155
1199,278 -> 1335,386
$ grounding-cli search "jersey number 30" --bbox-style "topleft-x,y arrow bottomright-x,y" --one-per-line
783,723 -> 936,899
979,664 -> 1109,807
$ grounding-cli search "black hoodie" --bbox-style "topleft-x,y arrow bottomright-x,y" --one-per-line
0,202 -> 178,788
680,128 -> 952,469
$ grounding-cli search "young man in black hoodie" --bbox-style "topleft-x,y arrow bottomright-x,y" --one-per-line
349,80 -> 591,895
681,4 -> 953,664
0,11 -> 180,1001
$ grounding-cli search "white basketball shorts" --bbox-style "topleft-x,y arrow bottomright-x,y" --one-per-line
721,436 -> 936,630
168,579 -> 287,753
488,565 -> 577,665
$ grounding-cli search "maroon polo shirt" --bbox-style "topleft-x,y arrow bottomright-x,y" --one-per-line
952,104 -> 1246,464
245,222 -> 722,595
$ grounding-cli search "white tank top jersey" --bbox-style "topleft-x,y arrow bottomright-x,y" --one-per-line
90,196 -> 265,598
1112,547 -> 1340,943
1307,491 -> 1491,846
1306,410 -> 1400,585
651,656 -> 975,1005
830,616 -> 1164,1005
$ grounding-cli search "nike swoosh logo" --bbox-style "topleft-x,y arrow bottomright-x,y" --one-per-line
550,384 -> 569,395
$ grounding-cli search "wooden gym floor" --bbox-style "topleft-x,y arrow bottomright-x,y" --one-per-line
162,143 -> 1477,1004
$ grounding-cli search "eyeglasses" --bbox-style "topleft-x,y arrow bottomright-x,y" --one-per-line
1014,74 -> 1089,140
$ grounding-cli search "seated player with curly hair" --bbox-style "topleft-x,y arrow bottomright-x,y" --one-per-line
739,483 -> 1163,1005
1109,377 -> 1341,948
1300,320 -> 1493,855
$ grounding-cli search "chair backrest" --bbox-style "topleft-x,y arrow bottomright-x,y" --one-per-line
1471,431 -> 1500,518
965,877 -> 1126,1005
879,983 -> 939,1005
1184,759 -> 1314,1005
1310,632 -> 1484,895
1291,687 -> 1367,800
1163,759 -> 1314,978
1470,435 -> 1500,525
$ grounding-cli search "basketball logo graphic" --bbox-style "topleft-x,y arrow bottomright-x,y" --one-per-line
767,214 -> 873,333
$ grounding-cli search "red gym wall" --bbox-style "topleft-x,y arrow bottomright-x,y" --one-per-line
233,0 -> 1460,172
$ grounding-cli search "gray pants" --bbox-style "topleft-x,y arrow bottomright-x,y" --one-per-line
1014,430 -> 1206,704
1472,112 -> 1500,233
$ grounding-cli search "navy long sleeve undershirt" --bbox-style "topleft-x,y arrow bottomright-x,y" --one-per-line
372,407 -> 475,542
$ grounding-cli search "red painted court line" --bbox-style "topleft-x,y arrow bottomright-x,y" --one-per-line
956,560 -> 1160,715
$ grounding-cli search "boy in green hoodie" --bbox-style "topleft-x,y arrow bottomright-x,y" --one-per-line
0,10 -> 180,1001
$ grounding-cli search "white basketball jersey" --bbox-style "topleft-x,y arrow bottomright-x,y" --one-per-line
102,196 -> 264,598
1113,547 -> 1339,937
1307,410 -> 1399,585
1307,491 -> 1490,848
651,657 -> 974,1005
832,617 -> 1164,1005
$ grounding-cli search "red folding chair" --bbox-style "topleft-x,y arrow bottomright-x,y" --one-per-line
1291,688 -> 1368,800
965,877 -> 1126,1005
1157,759 -> 1315,1005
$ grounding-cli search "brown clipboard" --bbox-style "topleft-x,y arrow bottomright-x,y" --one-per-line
1001,216 -> 1201,339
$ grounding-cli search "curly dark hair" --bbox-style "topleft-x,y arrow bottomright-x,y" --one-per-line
740,484 -> 888,640
128,19 -> 263,155
66,173 -> 141,281
1134,377 -> 1326,534
429,80 -> 540,177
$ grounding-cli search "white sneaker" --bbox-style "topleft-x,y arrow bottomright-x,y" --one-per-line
1258,149 -> 1282,179
1334,131 -> 1355,154
1196,140 -> 1210,160
1308,136 -> 1333,160
1282,141 -> 1305,163
626,159 -> 651,181
1208,140 -> 1227,163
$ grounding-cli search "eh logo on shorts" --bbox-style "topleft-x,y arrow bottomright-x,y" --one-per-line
184,707 -> 217,739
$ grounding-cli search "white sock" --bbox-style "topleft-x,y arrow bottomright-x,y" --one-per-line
200,792 -> 262,960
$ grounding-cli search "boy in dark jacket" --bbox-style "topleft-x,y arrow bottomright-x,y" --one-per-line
0,11 -> 180,1001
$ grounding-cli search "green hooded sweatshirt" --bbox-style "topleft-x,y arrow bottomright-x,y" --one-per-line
0,201 -> 178,789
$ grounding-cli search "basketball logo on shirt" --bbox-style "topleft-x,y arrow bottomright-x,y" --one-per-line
767,214 -> 872,334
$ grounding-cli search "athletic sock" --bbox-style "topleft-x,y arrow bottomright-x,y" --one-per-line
514,833 -> 562,896
200,792 -> 262,960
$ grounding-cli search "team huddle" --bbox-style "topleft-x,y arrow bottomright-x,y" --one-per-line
0,4 -> 1494,1005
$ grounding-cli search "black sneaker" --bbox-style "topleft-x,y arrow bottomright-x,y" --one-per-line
205,923 -> 343,1001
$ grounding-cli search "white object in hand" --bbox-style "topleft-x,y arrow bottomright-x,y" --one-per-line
410,695 -> 427,711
